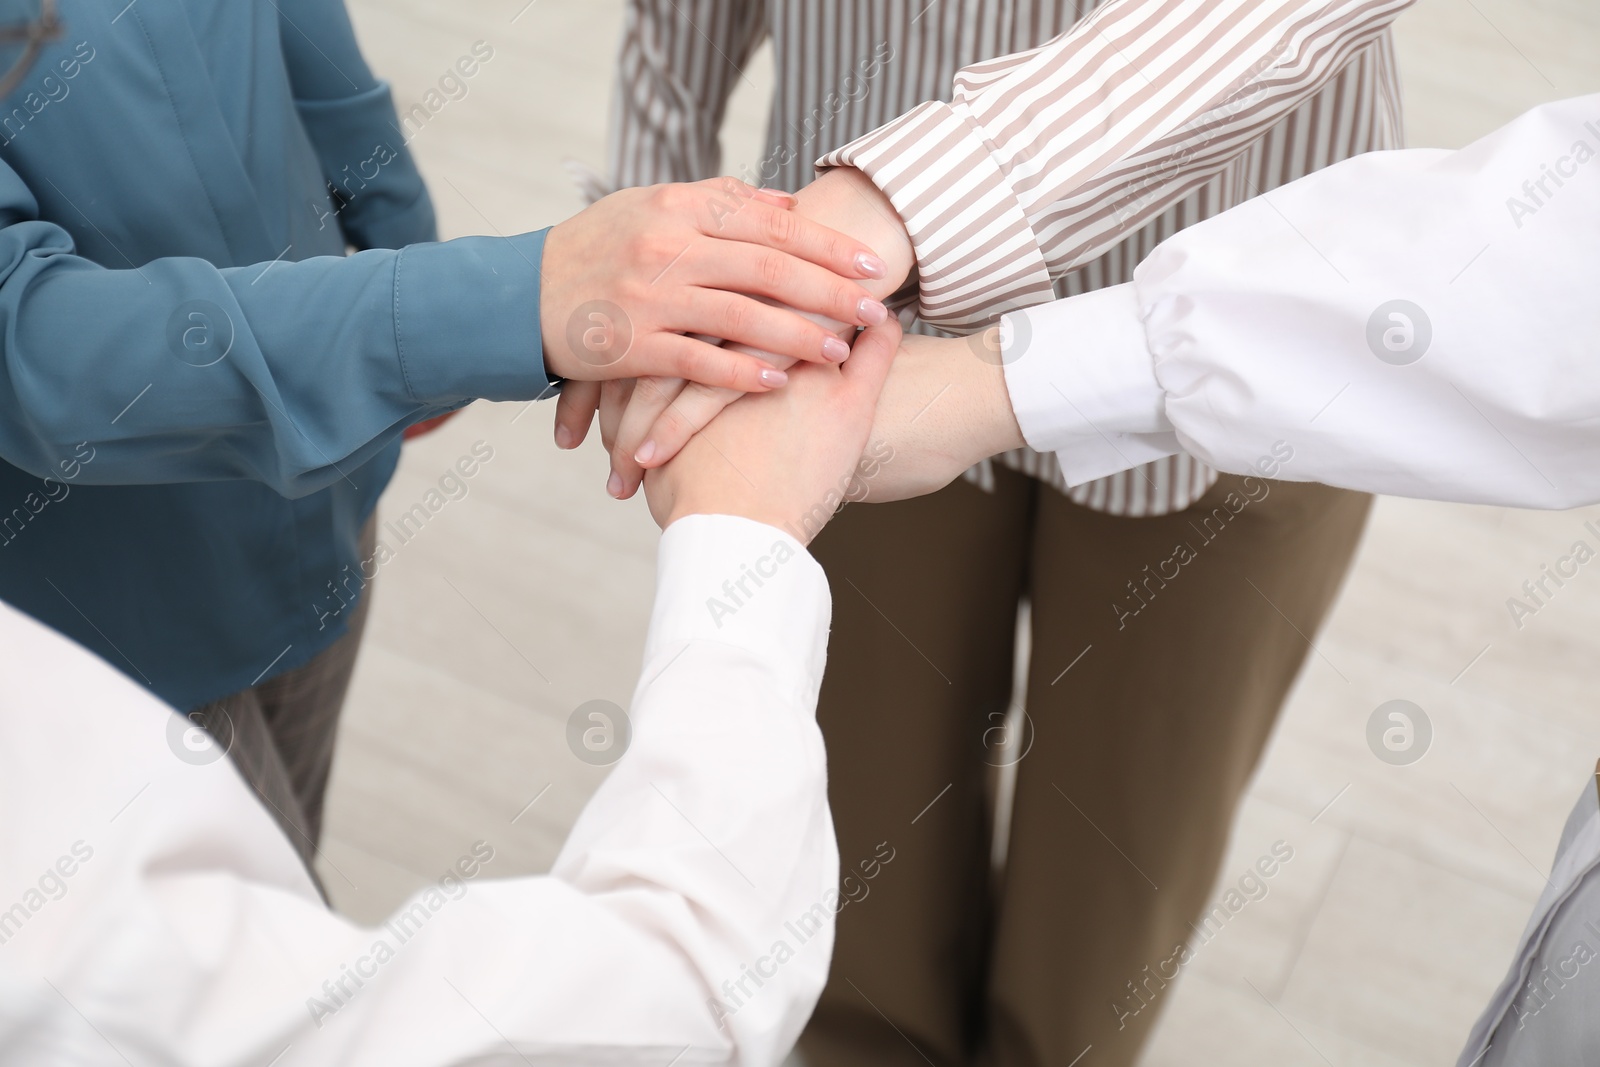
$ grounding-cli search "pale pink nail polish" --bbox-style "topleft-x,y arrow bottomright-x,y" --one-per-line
759,368 -> 789,388
606,471 -> 624,498
755,187 -> 797,207
855,252 -> 887,278
635,440 -> 657,465
554,424 -> 574,450
822,336 -> 851,362
858,298 -> 888,325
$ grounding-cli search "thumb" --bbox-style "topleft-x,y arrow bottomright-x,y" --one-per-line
840,317 -> 902,402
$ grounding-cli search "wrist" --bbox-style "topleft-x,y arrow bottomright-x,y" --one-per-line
537,218 -> 579,382
795,168 -> 914,302
665,499 -> 812,545
969,335 -> 1027,460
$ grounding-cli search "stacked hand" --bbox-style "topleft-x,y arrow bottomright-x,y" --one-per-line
540,177 -> 891,402
547,169 -> 1025,526
644,317 -> 905,540
553,168 -> 914,491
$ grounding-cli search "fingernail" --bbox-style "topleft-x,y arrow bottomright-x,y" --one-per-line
822,336 -> 851,362
858,298 -> 888,325
759,368 -> 789,388
554,424 -> 574,450
635,440 -> 657,465
755,187 -> 797,207
855,252 -> 887,278
606,471 -> 624,498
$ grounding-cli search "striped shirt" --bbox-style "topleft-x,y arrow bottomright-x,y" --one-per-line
604,0 -> 1408,515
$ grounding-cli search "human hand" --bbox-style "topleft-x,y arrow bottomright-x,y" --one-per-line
540,177 -> 892,393
644,317 -> 903,543
849,329 -> 1026,502
554,168 -> 916,492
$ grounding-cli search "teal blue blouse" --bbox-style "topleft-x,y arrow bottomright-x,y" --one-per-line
0,0 -> 553,709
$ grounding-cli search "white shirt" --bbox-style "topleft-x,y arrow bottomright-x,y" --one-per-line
1004,93 -> 1600,510
0,515 -> 836,1067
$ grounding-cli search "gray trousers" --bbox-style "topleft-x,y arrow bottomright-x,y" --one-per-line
188,518 -> 376,891
1460,768 -> 1600,1067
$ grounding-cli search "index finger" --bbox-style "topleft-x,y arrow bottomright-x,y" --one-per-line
694,179 -> 888,283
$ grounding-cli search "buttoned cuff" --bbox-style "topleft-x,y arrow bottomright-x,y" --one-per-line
392,230 -> 555,404
1002,282 -> 1178,486
818,100 -> 1054,332
649,515 -> 830,703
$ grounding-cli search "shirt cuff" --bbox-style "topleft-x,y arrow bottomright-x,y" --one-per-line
392,230 -> 555,404
648,515 -> 830,703
818,100 -> 1054,332
1002,282 -> 1178,486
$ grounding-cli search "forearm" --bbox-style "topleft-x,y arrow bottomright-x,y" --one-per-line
1006,94 -> 1600,509
819,0 -> 1414,330
852,332 -> 1023,504
8,517 -> 836,1066
0,224 -> 550,496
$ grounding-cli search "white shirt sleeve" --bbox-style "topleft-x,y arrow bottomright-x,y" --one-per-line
1003,93 -> 1600,509
0,514 -> 836,1067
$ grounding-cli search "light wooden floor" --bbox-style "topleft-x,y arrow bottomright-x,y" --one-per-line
324,3 -> 1600,1064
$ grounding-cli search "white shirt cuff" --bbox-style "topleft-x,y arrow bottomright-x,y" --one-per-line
649,514 -> 830,698
1001,282 -> 1178,486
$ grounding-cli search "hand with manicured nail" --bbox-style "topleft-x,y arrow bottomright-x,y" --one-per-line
643,316 -> 905,542
539,176 -> 890,396
553,167 -> 915,500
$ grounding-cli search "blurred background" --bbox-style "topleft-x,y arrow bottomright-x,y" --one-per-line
325,2 -> 1600,1063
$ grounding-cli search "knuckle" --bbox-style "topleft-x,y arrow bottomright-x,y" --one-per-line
648,183 -> 681,211
720,299 -> 750,338
818,229 -> 844,266
681,389 -> 724,432
657,405 -> 692,441
712,175 -> 747,203
763,207 -> 797,246
758,251 -> 789,290
635,376 -> 670,406
685,347 -> 729,387
677,348 -> 709,383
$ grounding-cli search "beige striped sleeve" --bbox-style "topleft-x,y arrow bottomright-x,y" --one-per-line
817,0 -> 1416,332
608,0 -> 770,190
